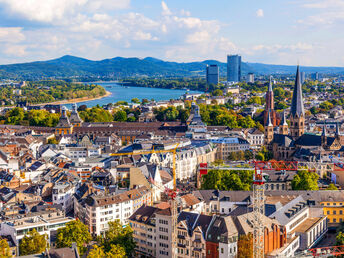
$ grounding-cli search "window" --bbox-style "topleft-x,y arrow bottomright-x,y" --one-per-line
221,248 -> 224,254
327,211 -> 330,215
334,211 -> 337,215
334,218 -> 337,223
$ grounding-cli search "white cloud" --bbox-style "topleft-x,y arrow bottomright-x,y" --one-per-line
161,1 -> 172,16
256,9 -> 264,18
0,27 -> 25,43
4,45 -> 26,57
0,0 -> 130,23
299,0 -> 344,26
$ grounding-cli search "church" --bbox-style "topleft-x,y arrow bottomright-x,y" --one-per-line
264,66 -> 343,161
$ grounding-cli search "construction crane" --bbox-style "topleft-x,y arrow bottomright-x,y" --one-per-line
111,144 -> 179,258
199,160 -> 305,258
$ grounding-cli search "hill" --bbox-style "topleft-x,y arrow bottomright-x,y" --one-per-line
1,55 -> 344,80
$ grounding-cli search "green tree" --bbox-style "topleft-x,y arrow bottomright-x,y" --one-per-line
79,107 -> 113,123
202,169 -> 252,191
56,220 -> 92,255
244,150 -> 253,160
113,110 -> 127,122
98,220 -> 135,256
255,152 -> 265,161
291,170 -> 319,190
337,231 -> 344,245
0,238 -> 11,258
19,229 -> 47,256
228,152 -> 238,161
88,245 -> 106,258
327,183 -> 338,190
47,137 -> 58,144
107,244 -> 126,258
141,99 -> 149,105
211,89 -> 223,96
131,98 -> 140,104
5,107 -> 25,125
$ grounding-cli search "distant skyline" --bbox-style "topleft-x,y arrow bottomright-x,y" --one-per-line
0,0 -> 343,66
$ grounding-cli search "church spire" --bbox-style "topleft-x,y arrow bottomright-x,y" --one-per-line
268,76 -> 273,92
289,65 -> 305,138
290,65 -> 305,117
336,122 -> 341,137
266,110 -> 273,127
280,110 -> 288,126
322,122 -> 326,137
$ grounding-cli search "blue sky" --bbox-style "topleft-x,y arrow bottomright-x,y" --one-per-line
0,0 -> 343,66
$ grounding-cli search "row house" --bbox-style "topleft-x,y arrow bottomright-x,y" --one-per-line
129,207 -> 240,258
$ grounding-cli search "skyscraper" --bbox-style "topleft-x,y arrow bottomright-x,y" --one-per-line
247,73 -> 254,83
300,72 -> 306,84
206,64 -> 219,85
227,55 -> 241,82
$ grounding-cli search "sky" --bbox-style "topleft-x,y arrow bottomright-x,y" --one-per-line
0,0 -> 343,66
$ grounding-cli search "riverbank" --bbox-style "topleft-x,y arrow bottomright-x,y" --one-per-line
34,91 -> 112,106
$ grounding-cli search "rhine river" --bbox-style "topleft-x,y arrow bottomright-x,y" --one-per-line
66,82 -> 201,108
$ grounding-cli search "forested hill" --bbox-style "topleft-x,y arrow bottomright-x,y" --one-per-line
1,55 -> 344,80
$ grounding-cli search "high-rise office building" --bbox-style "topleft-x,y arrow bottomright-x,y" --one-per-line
311,72 -> 319,81
227,55 -> 241,82
247,73 -> 254,83
206,64 -> 219,85
300,72 -> 306,84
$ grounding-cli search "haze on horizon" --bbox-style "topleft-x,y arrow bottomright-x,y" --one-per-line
0,0 -> 343,67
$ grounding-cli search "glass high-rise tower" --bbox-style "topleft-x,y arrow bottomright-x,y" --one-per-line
227,54 -> 241,82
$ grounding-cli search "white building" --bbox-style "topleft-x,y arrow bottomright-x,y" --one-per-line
52,182 -> 76,213
0,208 -> 73,247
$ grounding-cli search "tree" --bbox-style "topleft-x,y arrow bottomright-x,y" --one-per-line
337,231 -> 344,245
211,89 -> 223,96
141,98 -> 149,105
237,234 -> 253,258
113,110 -> 127,122
107,244 -> 126,258
0,238 -> 11,258
212,159 -> 224,167
88,244 -> 126,258
228,152 -> 238,161
327,183 -> 338,190
244,150 -> 254,160
56,220 -> 92,255
97,220 -> 135,256
78,104 -> 87,111
202,169 -> 252,191
131,98 -> 140,104
5,107 -> 25,125
291,170 -> 319,190
19,229 -> 47,256
47,137 -> 58,144
88,245 -> 105,258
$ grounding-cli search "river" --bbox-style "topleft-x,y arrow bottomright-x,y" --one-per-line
65,82 -> 202,108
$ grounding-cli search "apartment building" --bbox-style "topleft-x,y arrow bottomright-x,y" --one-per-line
0,206 -> 73,246
75,186 -> 151,235
52,182 -> 76,213
211,137 -> 250,160
129,205 -> 159,257
245,128 -> 264,149
156,208 -> 173,257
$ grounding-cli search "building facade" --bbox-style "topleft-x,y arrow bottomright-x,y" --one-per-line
227,55 -> 241,82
